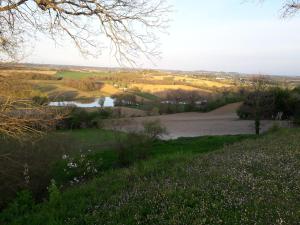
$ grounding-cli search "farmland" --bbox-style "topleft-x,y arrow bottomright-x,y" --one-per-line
1,64 -> 300,225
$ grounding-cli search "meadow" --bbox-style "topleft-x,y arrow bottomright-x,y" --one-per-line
0,128 -> 252,210
1,128 -> 299,225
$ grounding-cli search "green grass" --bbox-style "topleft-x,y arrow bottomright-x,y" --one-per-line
56,129 -> 119,150
4,129 -> 300,224
56,71 -> 109,79
55,129 -> 253,158
134,92 -> 160,101
0,129 -> 120,209
50,130 -> 252,186
151,135 -> 254,156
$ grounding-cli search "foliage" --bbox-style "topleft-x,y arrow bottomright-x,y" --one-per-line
113,93 -> 137,107
57,108 -> 112,129
199,93 -> 244,112
1,129 -> 299,224
0,134 -> 78,209
114,132 -> 151,167
48,180 -> 61,208
238,86 -> 300,123
0,128 -> 120,209
142,119 -> 167,140
0,126 -> 252,212
53,152 -> 102,186
0,191 -> 34,223
64,78 -> 103,92
113,119 -> 166,166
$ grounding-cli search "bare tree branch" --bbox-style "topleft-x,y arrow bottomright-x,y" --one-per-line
0,0 -> 170,64
0,77 -> 67,139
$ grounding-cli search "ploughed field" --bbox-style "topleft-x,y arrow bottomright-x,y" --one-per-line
114,103 -> 290,138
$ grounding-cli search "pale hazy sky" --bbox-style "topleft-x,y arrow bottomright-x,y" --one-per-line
26,0 -> 300,76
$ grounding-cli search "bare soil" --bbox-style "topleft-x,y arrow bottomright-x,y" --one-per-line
114,103 -> 290,139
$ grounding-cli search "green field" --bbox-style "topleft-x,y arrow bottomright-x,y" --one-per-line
2,129 -> 299,224
0,129 -> 251,211
51,130 -> 252,185
56,71 -> 109,79
134,91 -> 160,101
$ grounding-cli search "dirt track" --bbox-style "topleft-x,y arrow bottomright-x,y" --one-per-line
116,103 -> 290,139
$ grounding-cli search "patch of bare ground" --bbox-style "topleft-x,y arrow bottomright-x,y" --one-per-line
109,103 -> 291,139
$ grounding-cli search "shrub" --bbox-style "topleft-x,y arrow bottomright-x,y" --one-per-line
0,190 -> 34,223
52,152 -> 102,186
238,86 -> 300,121
112,93 -> 137,106
113,120 -> 167,167
142,119 -> 167,141
0,134 -> 77,209
48,180 -> 61,207
114,132 -> 150,167
57,108 -> 112,130
237,91 -> 275,120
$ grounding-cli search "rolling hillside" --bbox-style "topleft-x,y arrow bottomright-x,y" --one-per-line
1,129 -> 299,225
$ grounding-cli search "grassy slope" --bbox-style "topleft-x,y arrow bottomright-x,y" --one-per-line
57,129 -> 118,149
2,129 -> 299,224
51,130 -> 251,184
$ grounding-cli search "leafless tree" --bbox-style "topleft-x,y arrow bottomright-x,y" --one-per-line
0,77 -> 67,139
254,1 -> 300,17
280,0 -> 300,17
0,0 -> 170,64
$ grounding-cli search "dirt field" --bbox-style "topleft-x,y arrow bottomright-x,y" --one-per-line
114,103 -> 290,139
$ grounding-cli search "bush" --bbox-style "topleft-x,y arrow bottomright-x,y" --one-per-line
52,152 -> 102,186
57,108 -> 112,130
112,93 -> 137,106
0,191 -> 34,223
142,119 -> 167,141
114,120 -> 167,166
114,132 -> 150,167
238,87 -> 300,121
0,135 -> 77,209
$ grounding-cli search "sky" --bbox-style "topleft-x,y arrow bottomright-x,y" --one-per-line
26,0 -> 300,76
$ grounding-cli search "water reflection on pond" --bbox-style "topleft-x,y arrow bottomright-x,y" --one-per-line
49,97 -> 115,108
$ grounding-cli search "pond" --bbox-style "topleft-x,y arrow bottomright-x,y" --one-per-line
49,97 -> 115,108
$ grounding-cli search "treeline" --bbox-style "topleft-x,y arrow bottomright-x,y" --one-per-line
64,78 -> 104,91
238,86 -> 300,123
112,89 -> 245,115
